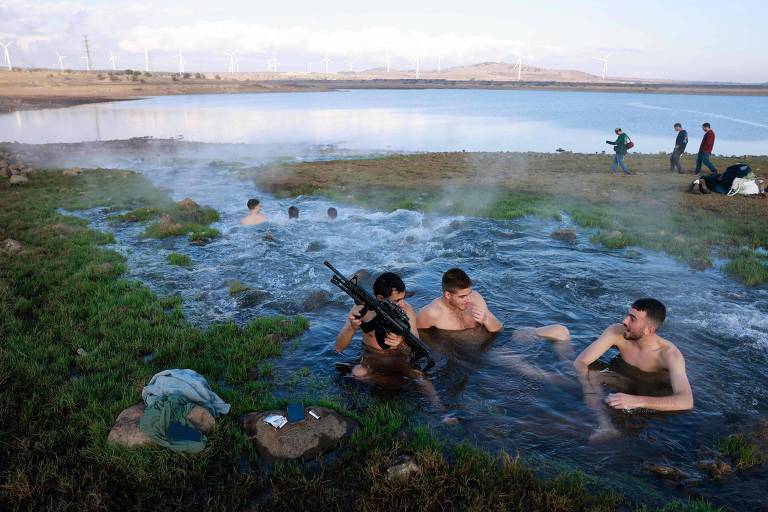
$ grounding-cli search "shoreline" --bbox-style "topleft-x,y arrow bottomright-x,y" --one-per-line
1,71 -> 767,113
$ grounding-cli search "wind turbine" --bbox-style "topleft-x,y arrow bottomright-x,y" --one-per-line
321,55 -> 331,73
176,51 -> 185,75
107,50 -> 118,71
385,53 -> 390,73
233,52 -> 240,73
308,62 -> 313,74
594,52 -> 612,80
55,52 -> 66,72
437,56 -> 442,73
512,55 -> 523,80
267,54 -> 278,72
0,41 -> 13,71
414,55 -> 420,79
225,52 -> 234,74
81,52 -> 90,72
347,59 -> 356,72
144,48 -> 151,72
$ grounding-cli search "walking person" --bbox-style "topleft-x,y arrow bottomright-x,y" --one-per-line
606,128 -> 633,175
695,122 -> 718,175
670,123 -> 688,173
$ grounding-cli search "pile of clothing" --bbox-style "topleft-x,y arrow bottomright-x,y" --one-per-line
692,163 -> 766,196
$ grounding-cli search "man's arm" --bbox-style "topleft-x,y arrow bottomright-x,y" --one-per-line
470,292 -> 503,333
605,347 -> 694,411
335,305 -> 362,353
573,324 -> 623,382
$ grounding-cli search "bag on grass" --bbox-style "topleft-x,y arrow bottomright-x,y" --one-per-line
727,177 -> 760,196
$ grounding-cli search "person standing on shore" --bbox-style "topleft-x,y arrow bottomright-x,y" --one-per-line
695,122 -> 718,175
670,123 -> 688,173
606,128 -> 633,175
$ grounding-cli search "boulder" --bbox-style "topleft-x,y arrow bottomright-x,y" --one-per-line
697,459 -> 733,478
107,402 -> 215,448
1,239 -> 23,256
178,197 -> 199,210
608,230 -> 623,239
649,464 -> 688,480
9,175 -> 28,185
302,290 -> 332,311
0,167 -> 10,178
551,229 -> 577,241
386,455 -> 421,481
240,406 -> 358,461
20,167 -> 34,176
62,168 -> 82,176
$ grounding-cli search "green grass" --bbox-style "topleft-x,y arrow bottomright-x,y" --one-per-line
717,433 -> 763,469
167,252 -> 191,267
0,164 -> 728,511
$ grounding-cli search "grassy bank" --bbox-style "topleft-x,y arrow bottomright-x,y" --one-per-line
1,167 -> 724,511
253,152 -> 768,284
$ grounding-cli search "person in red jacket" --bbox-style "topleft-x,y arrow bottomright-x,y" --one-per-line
695,122 -> 718,175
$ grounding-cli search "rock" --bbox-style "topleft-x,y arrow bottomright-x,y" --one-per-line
673,234 -> 685,242
690,258 -> 712,271
608,230 -> 623,239
120,171 -> 132,177
386,455 -> 421,481
240,406 -> 359,461
236,288 -> 270,308
9,174 -> 28,185
107,402 -> 215,448
178,197 -> 199,209
62,168 -> 82,176
302,290 -> 331,311
649,464 -> 688,480
107,403 -> 154,448
306,240 -> 325,252
697,459 -> 733,478
0,167 -> 11,178
263,233 -> 278,243
551,229 -> 577,241
20,167 -> 34,176
1,239 -> 23,256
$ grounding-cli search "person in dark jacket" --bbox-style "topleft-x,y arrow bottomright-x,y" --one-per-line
670,123 -> 688,173
695,122 -> 718,175
606,127 -> 633,175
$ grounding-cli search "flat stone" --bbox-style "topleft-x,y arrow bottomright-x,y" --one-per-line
62,168 -> 82,176
240,406 -> 358,462
386,455 -> 421,481
9,174 -> 28,185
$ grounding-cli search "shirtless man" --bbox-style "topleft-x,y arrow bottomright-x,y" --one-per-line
416,268 -> 503,333
335,272 -> 443,410
240,198 -> 267,226
574,298 -> 693,439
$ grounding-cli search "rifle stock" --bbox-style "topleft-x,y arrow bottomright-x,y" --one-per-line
324,261 -> 435,372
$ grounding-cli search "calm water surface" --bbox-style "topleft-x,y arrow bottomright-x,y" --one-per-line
2,89 -> 768,154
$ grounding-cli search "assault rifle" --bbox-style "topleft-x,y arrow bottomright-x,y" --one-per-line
324,261 -> 435,372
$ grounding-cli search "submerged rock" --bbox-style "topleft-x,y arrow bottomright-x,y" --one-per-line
551,228 -> 577,241
302,290 -> 332,311
236,288 -> 270,308
690,258 -> 712,271
697,459 -> 733,478
239,406 -> 358,462
649,464 -> 688,480
306,240 -> 325,252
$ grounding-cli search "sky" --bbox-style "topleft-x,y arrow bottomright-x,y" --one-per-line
0,0 -> 766,82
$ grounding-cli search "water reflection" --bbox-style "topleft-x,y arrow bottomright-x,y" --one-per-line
3,89 -> 768,154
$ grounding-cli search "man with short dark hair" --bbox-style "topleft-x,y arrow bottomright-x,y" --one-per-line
670,123 -> 688,173
240,198 -> 267,225
335,271 -> 444,409
695,122 -> 718,175
574,298 -> 694,440
417,268 -> 504,333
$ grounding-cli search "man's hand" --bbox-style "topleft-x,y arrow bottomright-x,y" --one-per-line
383,332 -> 403,348
347,312 -> 362,331
469,304 -> 488,325
605,393 -> 642,410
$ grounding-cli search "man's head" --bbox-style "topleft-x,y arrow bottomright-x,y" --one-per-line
246,198 -> 261,211
288,206 -> 299,219
441,268 -> 473,311
622,298 -> 666,340
615,127 -> 623,135
373,272 -> 406,306
327,207 -> 338,220
674,122 -> 682,131
702,122 -> 711,131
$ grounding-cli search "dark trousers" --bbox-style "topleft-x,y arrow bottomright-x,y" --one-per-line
695,152 -> 718,175
670,147 -> 685,172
